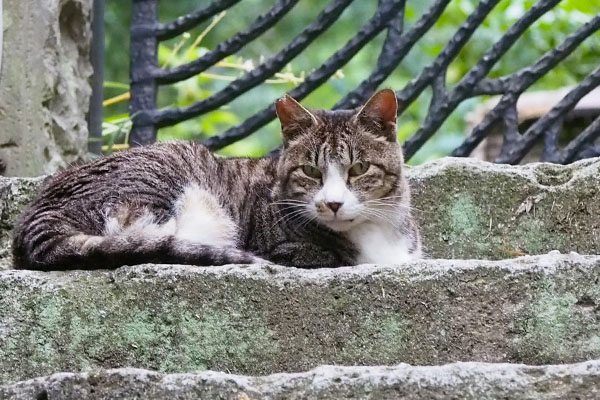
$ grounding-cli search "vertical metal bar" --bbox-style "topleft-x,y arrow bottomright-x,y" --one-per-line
541,117 -> 563,163
88,0 -> 105,154
129,0 -> 159,146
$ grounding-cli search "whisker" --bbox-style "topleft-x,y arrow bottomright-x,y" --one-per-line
272,208 -> 307,228
270,204 -> 306,210
271,200 -> 307,205
271,198 -> 308,203
365,201 -> 412,210
296,213 -> 317,230
364,200 -> 425,213
270,200 -> 308,209
359,209 -> 402,229
276,205 -> 305,213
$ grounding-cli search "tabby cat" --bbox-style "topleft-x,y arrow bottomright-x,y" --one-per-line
13,89 -> 421,270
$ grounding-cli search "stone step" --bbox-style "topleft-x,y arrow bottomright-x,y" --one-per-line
1,157 -> 599,269
408,157 -> 600,259
2,361 -> 600,399
1,253 -> 599,384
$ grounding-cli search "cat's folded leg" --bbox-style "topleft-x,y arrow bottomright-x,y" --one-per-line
266,242 -> 351,268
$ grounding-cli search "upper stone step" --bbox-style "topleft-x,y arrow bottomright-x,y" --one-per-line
408,157 -> 600,259
1,253 -> 599,384
1,157 -> 599,268
2,361 -> 600,400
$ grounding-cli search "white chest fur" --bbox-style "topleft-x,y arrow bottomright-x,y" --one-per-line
346,222 -> 417,264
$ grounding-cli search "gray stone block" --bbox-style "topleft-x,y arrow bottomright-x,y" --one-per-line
2,361 -> 600,399
407,157 -> 600,259
0,0 -> 93,177
1,253 -> 599,384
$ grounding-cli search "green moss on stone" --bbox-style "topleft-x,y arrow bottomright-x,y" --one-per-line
173,308 -> 276,372
442,194 -> 489,257
0,279 -> 278,383
514,217 -> 564,255
449,195 -> 483,235
512,288 -> 600,363
342,314 -> 411,363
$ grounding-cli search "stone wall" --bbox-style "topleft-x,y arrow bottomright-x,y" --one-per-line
0,0 -> 93,177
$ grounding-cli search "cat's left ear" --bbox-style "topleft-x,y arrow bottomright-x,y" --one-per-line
355,89 -> 398,142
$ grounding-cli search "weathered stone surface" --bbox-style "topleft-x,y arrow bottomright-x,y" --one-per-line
0,0 -> 93,177
407,157 -> 600,259
1,253 -> 599,384
2,361 -> 600,400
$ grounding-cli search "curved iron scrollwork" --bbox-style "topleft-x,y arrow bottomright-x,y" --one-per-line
129,0 -> 600,164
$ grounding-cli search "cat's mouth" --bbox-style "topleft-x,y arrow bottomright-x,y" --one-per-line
320,217 -> 356,232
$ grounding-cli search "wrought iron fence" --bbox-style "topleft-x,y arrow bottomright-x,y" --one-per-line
127,0 -> 600,164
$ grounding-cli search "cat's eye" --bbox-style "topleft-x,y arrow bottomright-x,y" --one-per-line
302,165 -> 322,179
349,161 -> 370,176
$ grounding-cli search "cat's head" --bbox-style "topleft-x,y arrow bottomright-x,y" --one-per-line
275,89 -> 409,232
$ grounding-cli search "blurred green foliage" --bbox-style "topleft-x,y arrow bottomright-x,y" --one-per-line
103,0 -> 599,163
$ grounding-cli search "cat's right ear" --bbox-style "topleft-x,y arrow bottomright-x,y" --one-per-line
275,95 -> 318,146
354,89 -> 398,142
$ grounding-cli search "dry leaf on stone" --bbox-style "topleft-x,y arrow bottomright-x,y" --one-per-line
515,193 -> 546,216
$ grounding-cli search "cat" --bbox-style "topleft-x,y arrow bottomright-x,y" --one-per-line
12,89 -> 421,270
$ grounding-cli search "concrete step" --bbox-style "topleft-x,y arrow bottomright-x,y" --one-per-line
1,157 -> 599,269
1,253 -> 599,384
2,361 -> 600,399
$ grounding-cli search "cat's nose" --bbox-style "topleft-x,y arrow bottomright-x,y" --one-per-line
326,202 -> 342,213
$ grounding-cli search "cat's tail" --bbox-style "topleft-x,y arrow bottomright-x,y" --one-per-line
12,225 -> 262,271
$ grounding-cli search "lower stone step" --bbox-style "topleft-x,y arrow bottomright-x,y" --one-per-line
1,253 -> 599,384
2,361 -> 600,399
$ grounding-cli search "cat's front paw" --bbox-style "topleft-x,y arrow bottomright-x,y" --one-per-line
251,256 -> 274,265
